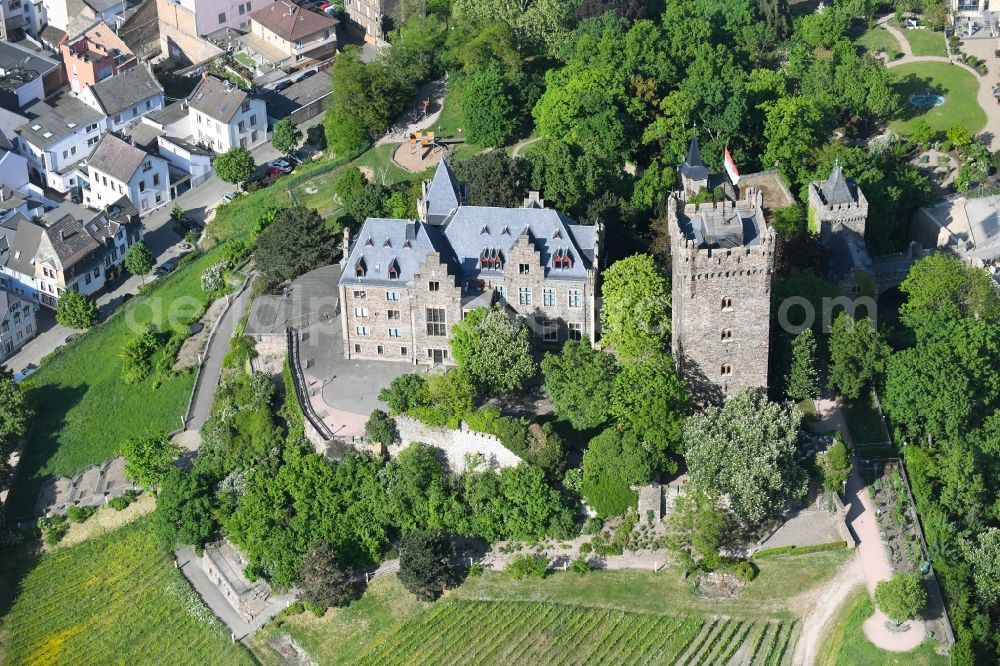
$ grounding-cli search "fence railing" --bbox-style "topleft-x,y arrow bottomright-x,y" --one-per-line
286,326 -> 335,441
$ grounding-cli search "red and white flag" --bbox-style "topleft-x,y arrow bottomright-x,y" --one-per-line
724,147 -> 740,185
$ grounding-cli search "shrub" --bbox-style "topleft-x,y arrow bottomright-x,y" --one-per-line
732,560 -> 757,582
508,554 -> 548,580
201,260 -> 231,292
66,505 -> 96,523
468,562 -> 485,577
579,541 -> 592,555
37,515 -> 68,545
582,517 -> 603,535
120,325 -> 160,384
569,557 -> 591,575
108,490 -> 139,511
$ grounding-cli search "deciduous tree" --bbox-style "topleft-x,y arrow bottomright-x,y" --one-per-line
299,541 -> 358,608
875,572 -> 927,624
449,305 -> 535,396
214,147 -> 256,185
827,312 -> 888,400
365,409 -> 399,446
461,66 -> 517,147
119,432 -> 183,489
452,152 -> 531,207
581,427 -> 655,517
541,341 -> 618,430
255,206 -> 339,289
270,117 -> 303,155
600,254 -> 671,364
610,362 -> 688,471
124,242 -> 155,285
683,388 -> 807,528
153,468 -> 216,547
397,531 -> 460,600
55,291 -> 99,329
786,328 -> 820,401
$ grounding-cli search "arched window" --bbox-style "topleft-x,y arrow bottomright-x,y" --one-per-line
721,363 -> 732,376
721,297 -> 733,310
721,329 -> 733,341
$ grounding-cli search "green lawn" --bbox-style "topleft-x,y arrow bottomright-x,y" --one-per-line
817,588 -> 948,666
233,52 -> 256,70
250,550 -> 851,663
0,519 -> 254,665
889,61 -> 986,135
842,391 -> 896,458
901,28 -> 947,57
5,250 -> 227,519
854,27 -> 902,55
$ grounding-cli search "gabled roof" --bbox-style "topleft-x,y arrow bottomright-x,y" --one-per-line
679,136 -> 709,182
820,165 -> 857,206
66,20 -> 135,60
85,65 -> 162,116
0,213 -> 44,276
187,75 -> 256,123
249,1 -> 337,41
425,160 -> 461,223
87,133 -> 151,182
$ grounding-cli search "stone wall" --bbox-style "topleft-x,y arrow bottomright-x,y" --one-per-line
807,182 -> 869,239
669,195 -> 775,401
390,415 -> 522,472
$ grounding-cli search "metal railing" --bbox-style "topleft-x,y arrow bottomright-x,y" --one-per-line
286,326 -> 335,441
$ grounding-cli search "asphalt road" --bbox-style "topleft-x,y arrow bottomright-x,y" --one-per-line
2,119 -> 320,375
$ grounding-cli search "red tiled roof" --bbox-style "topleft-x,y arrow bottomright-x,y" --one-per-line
249,1 -> 337,41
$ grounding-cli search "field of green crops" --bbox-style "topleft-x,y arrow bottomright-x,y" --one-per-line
355,599 -> 799,666
0,519 -> 253,666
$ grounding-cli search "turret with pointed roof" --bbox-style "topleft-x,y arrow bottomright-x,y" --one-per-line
807,160 -> 871,292
678,136 -> 710,195
419,159 -> 463,225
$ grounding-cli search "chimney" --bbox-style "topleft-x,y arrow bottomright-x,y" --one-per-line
342,226 -> 350,258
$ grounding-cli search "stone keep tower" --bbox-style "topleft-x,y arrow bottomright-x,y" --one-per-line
669,187 -> 776,402
807,164 -> 868,239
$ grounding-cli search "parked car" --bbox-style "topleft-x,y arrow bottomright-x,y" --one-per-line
65,333 -> 81,344
299,69 -> 317,80
222,192 -> 238,203
155,260 -> 176,276
176,216 -> 203,233
268,158 -> 293,174
14,364 -> 37,382
274,80 -> 293,93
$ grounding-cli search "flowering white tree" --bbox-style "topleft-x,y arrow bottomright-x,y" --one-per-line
682,388 -> 807,529
449,305 -> 535,396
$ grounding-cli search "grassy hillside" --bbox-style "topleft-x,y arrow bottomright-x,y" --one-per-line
0,519 -> 253,665
5,249 -> 223,519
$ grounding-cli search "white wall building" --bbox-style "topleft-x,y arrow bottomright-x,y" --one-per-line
83,133 -> 170,213
14,96 -> 106,193
188,75 -> 267,152
77,65 -> 165,133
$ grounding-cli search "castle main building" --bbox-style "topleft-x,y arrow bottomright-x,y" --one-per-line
338,160 -> 603,365
669,139 -> 789,401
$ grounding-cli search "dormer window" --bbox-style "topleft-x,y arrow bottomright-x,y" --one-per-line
365,237 -> 374,247
383,238 -> 391,248
501,226 -> 510,236
355,259 -> 366,277
480,225 -> 490,235
553,249 -> 574,269
403,240 -> 412,249
388,259 -> 400,279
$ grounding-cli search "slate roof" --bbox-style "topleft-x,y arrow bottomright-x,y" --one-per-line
340,219 -> 441,288
144,100 -> 188,126
86,65 -> 162,116
0,108 -> 28,140
680,136 -> 709,182
443,206 -> 594,281
84,0 -> 128,13
87,133 -> 149,182
41,213 -> 103,267
188,76 -> 254,123
0,41 -> 60,92
819,165 -> 858,206
249,1 -> 337,41
0,213 -> 43,276
16,96 -> 104,149
263,74 -> 332,118
424,160 -> 461,223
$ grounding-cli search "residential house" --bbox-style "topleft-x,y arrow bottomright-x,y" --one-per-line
263,71 -> 332,124
343,0 -> 394,44
0,41 -> 61,113
77,64 -> 165,132
187,75 -> 267,151
43,0 -> 129,36
82,132 -> 170,213
0,127 -> 31,193
0,0 -> 44,41
246,1 -> 337,71
0,197 -> 142,307
134,103 -> 212,189
339,160 -> 603,364
0,287 -> 37,362
0,185 -> 46,222
14,95 -> 106,193
61,20 -> 137,93
155,0 -> 268,65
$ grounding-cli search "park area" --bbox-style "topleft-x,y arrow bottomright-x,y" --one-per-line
900,28 -> 947,57
249,549 -> 856,664
0,519 -> 254,665
889,62 -> 985,135
853,27 -> 901,56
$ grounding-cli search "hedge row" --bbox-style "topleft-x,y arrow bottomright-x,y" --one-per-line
752,540 -> 848,559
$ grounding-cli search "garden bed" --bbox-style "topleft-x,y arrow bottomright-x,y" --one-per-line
864,462 -> 927,577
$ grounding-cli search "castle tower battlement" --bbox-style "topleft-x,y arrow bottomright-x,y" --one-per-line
668,184 -> 776,403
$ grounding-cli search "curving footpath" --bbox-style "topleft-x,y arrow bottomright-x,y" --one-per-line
811,399 -> 928,652
879,18 -> 1000,149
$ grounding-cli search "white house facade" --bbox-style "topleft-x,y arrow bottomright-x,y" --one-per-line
83,133 -> 171,213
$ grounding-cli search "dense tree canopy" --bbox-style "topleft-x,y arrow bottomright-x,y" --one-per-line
214,147 -> 255,185
600,254 -> 671,364
153,468 -> 216,548
119,433 -> 183,489
609,362 -> 688,471
299,541 -> 358,609
449,305 -> 535,396
683,388 -> 807,528
875,572 -> 927,624
541,341 -> 618,430
56,291 -> 98,330
827,312 -> 888,400
0,370 -> 30,486
255,206 -> 339,290
461,66 -> 518,147
270,118 -> 302,155
397,531 -> 460,601
581,427 -> 655,517
452,152 -> 531,207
